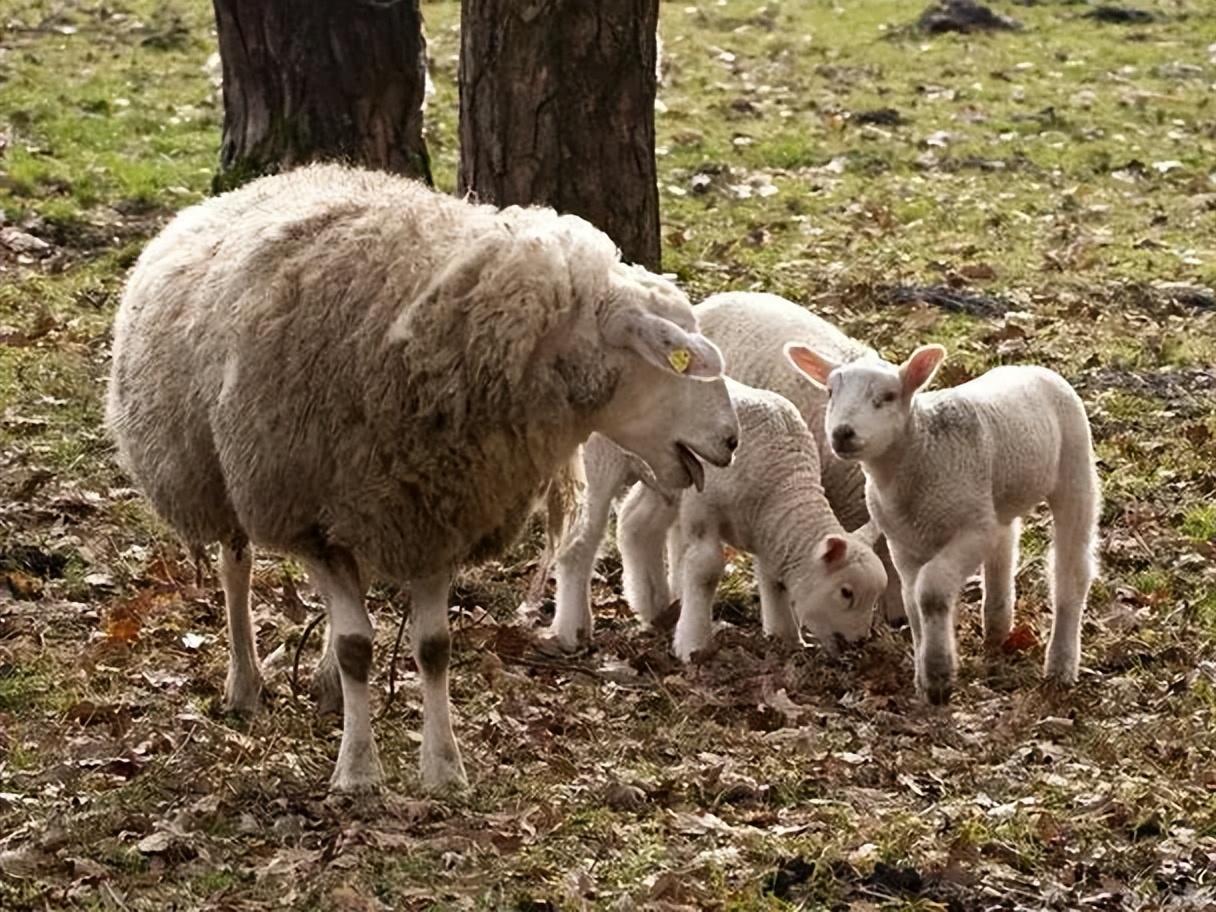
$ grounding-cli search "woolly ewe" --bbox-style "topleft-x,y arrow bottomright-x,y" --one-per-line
786,343 -> 1100,704
107,164 -> 739,793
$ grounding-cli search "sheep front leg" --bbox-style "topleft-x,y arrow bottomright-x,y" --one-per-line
672,532 -> 724,663
551,477 -> 618,651
912,531 -> 991,705
755,561 -> 802,646
221,535 -> 262,715
306,551 -> 383,793
618,485 -> 679,625
411,571 -> 467,792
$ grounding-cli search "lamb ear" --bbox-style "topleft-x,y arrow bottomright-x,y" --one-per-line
608,311 -> 725,380
899,344 -> 946,396
852,519 -> 882,547
784,342 -> 838,390
817,535 -> 849,566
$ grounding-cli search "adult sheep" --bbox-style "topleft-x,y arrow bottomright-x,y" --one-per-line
106,164 -> 740,794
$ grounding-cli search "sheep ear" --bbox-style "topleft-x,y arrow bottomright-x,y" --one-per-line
818,535 -> 849,566
784,342 -> 837,390
899,344 -> 946,396
611,311 -> 725,380
853,519 -> 881,547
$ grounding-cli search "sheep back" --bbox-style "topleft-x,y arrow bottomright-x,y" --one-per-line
107,164 -> 629,582
695,292 -> 873,530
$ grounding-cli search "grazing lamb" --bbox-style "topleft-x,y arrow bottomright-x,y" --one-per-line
785,342 -> 1100,704
613,380 -> 887,662
106,164 -> 740,794
693,292 -> 906,622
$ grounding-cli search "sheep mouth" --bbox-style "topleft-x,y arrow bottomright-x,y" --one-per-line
675,443 -> 706,492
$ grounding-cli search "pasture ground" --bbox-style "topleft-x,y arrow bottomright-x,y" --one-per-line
1,0 -> 1215,908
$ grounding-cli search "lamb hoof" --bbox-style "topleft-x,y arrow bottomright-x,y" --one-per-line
420,750 -> 468,794
223,674 -> 264,716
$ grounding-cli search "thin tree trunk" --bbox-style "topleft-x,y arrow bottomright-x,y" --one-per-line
458,0 -> 661,270
212,0 -> 431,192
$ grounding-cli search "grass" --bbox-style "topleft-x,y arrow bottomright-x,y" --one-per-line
1,0 -> 1216,909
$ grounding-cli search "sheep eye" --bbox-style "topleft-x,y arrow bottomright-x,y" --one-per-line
876,391 -> 896,407
840,586 -> 853,601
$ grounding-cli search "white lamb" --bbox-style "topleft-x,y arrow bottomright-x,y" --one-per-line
785,342 -> 1100,704
613,380 -> 888,662
106,164 -> 739,794
694,291 -> 906,621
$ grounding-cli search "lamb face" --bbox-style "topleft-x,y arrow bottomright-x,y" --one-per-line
786,343 -> 942,462
787,533 -> 888,651
593,272 -> 740,492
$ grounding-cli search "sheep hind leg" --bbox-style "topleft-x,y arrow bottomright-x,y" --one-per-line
306,550 -> 384,794
411,571 -> 467,792
221,534 -> 262,715
1045,471 -> 1099,686
310,624 -> 343,719
981,520 -> 1019,651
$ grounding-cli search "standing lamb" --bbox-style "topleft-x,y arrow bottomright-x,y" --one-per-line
692,292 -> 904,621
786,342 -> 1100,704
106,164 -> 740,794
613,380 -> 887,662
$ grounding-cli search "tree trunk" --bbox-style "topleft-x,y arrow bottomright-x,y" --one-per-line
211,0 -> 431,193
458,0 -> 661,270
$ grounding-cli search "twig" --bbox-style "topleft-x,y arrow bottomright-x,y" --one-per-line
378,596 -> 412,719
291,612 -> 326,700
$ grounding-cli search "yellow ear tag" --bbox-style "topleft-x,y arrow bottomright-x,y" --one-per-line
668,348 -> 692,374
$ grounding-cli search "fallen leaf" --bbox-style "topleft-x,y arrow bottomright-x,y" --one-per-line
1002,623 -> 1040,653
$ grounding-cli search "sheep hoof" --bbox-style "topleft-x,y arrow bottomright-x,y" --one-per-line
543,624 -> 589,655
1043,654 -> 1079,687
329,774 -> 384,797
331,746 -> 385,795
420,751 -> 468,794
223,674 -> 264,716
922,679 -> 954,706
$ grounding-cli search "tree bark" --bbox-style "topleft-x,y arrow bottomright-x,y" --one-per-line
211,0 -> 431,192
458,0 -> 661,270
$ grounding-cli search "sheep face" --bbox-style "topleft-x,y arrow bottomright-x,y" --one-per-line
784,343 -> 946,462
595,281 -> 740,493
788,534 -> 888,652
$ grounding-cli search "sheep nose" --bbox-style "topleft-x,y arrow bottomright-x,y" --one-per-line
832,426 -> 856,450
725,434 -> 739,452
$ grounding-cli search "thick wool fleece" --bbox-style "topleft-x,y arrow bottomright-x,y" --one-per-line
107,164 -> 672,581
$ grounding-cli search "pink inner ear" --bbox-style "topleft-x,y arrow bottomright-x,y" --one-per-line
787,344 -> 833,385
821,536 -> 848,565
902,346 -> 944,394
